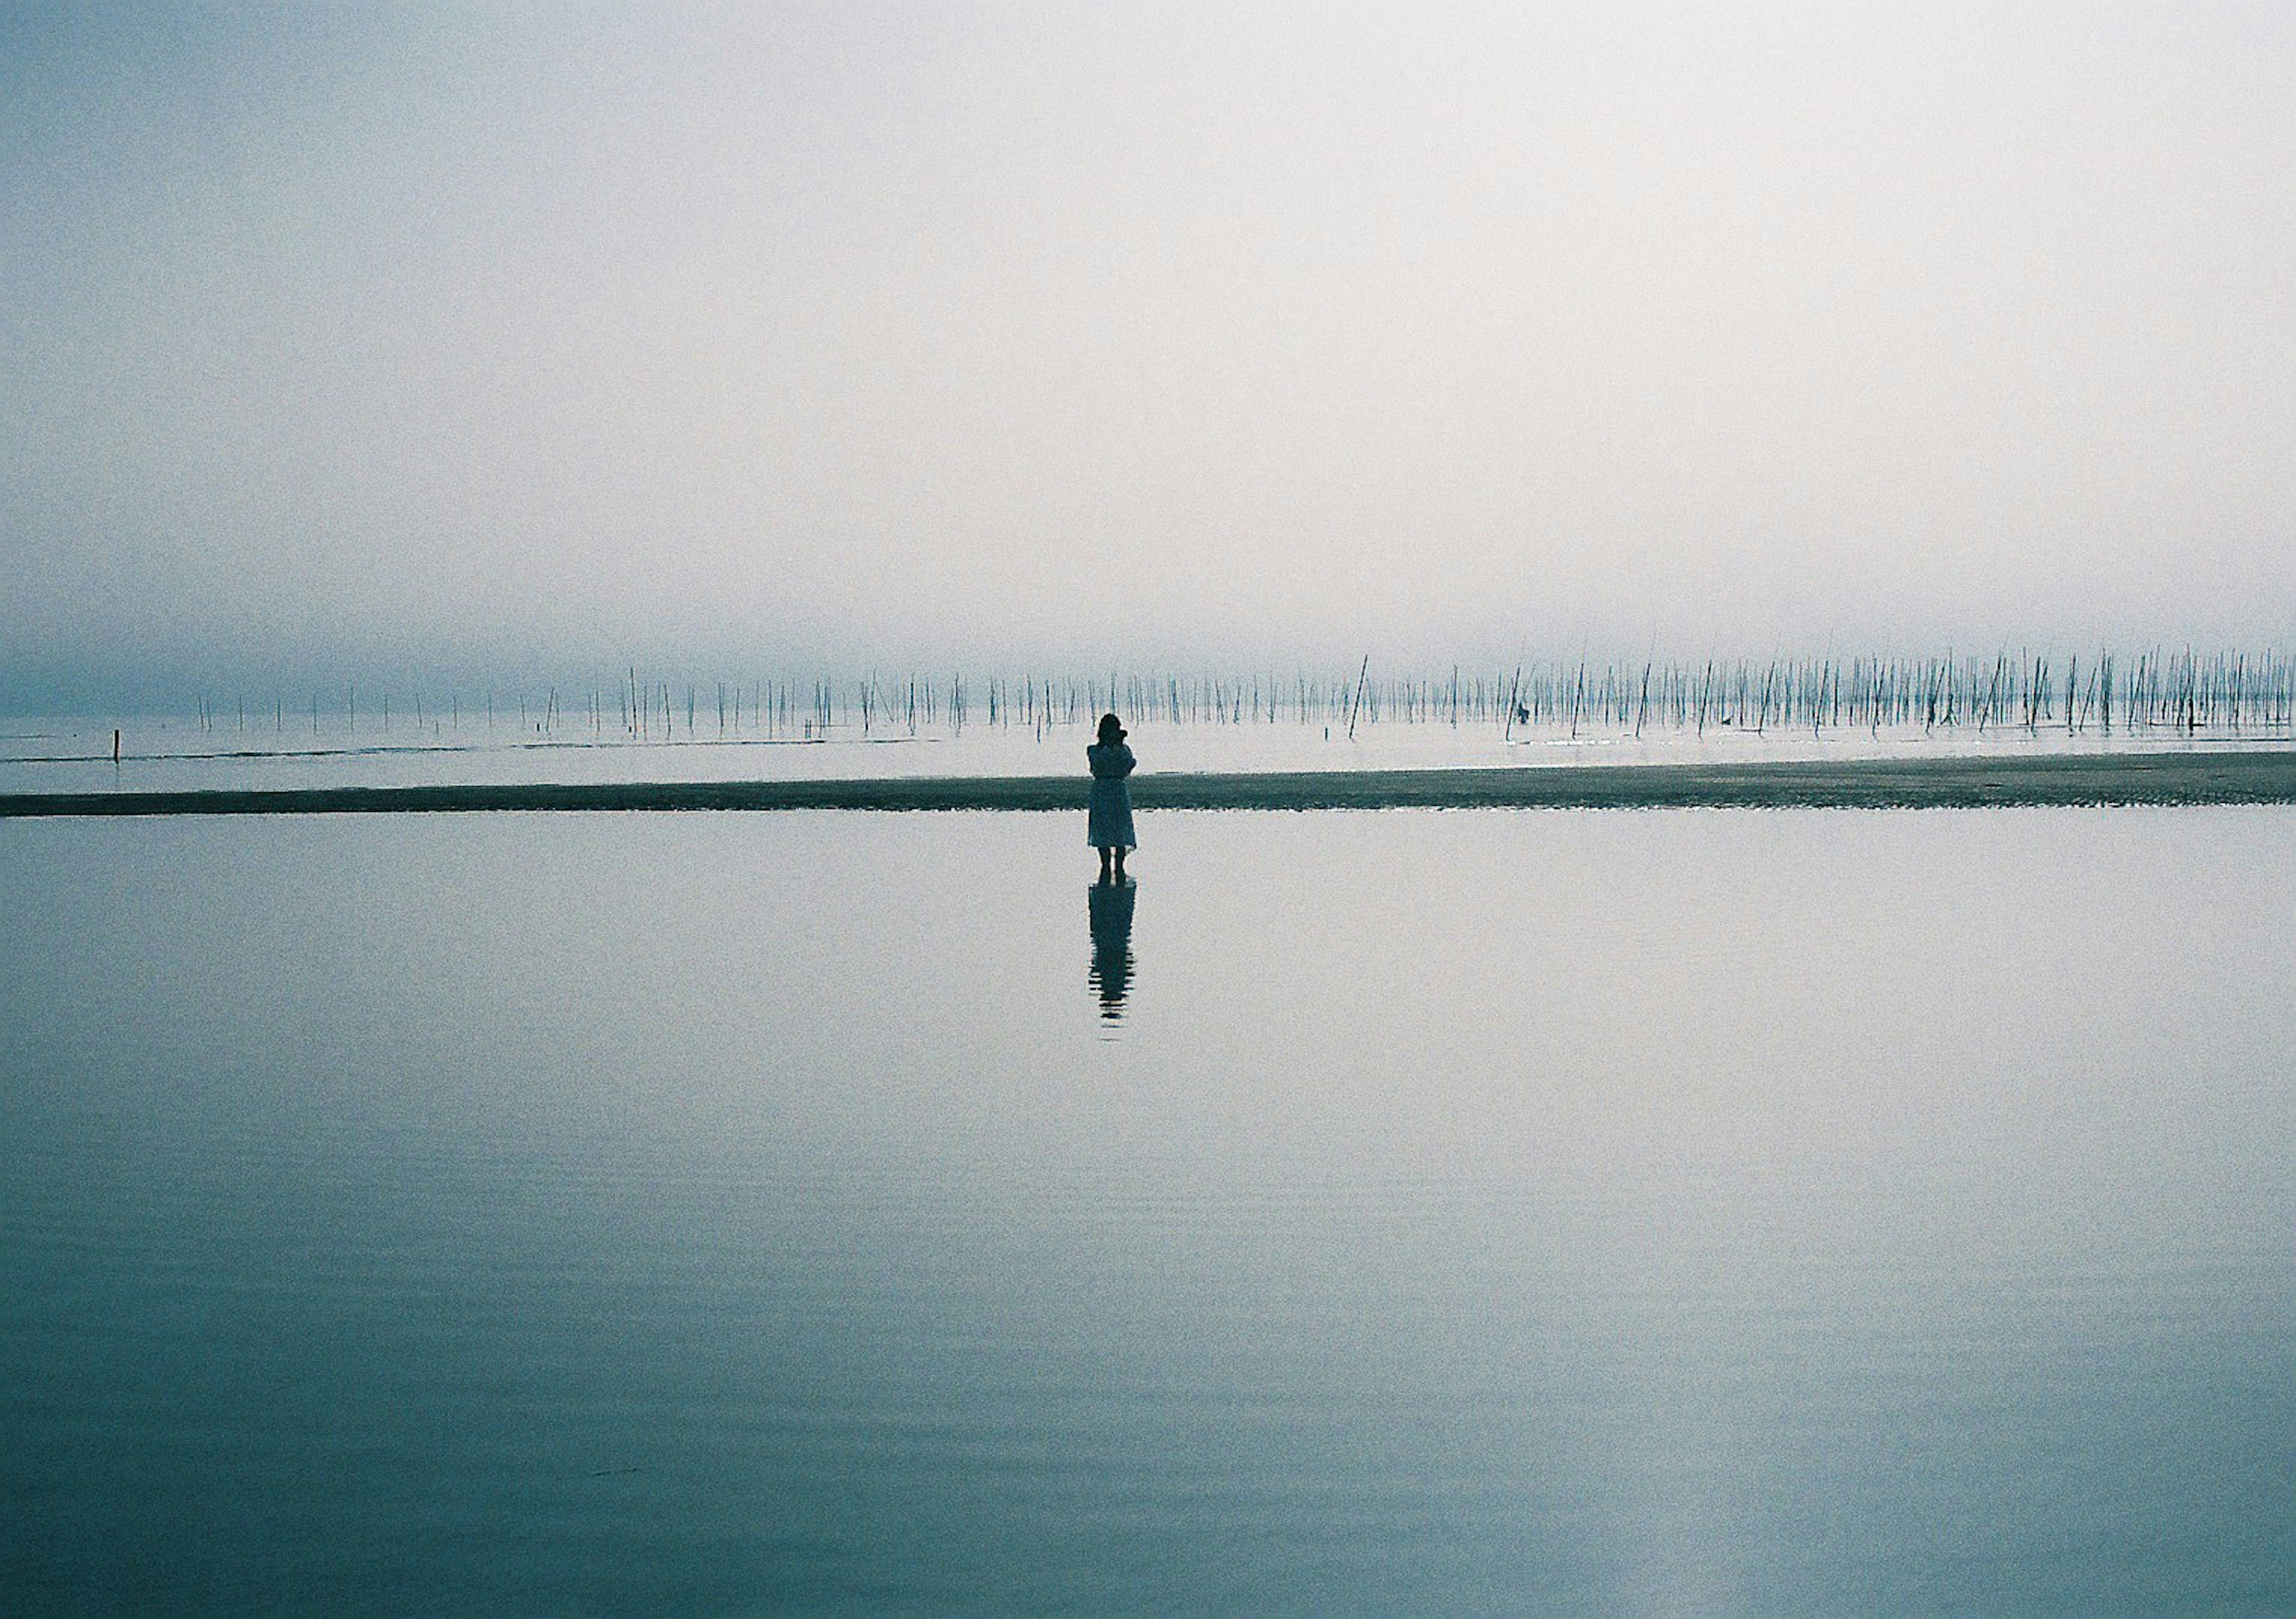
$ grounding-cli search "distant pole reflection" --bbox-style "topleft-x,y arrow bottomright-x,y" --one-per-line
1087,879 -> 1137,1022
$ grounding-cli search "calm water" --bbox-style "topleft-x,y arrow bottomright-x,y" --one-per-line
3,809 -> 2291,1616
5,710 -> 2283,795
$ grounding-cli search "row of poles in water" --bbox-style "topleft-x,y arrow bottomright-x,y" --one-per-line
185,649 -> 2296,741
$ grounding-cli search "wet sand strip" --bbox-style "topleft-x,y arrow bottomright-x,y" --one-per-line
5,749 -> 2295,817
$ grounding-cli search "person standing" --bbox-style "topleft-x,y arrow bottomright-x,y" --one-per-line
1086,712 -> 1136,882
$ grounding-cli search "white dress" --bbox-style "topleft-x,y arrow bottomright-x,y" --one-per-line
1085,742 -> 1136,848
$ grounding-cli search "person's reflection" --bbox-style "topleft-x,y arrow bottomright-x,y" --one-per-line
1087,878 -> 1137,1021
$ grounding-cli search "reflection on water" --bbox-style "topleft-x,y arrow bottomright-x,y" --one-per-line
1,809 -> 2291,1616
1088,878 -> 1137,1021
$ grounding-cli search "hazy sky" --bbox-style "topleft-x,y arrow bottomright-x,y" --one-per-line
4,2 -> 2292,698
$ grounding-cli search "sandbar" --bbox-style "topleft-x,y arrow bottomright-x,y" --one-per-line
4,749 -> 2294,817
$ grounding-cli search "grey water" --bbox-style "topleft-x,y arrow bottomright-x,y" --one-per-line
2,808 -> 2290,1616
7,708 -> 2285,797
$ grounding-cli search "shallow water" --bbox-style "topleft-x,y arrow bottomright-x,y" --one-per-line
5,709 -> 2285,796
3,809 -> 2291,1615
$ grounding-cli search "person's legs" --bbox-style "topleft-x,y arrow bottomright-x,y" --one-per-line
1112,847 -> 1126,881
1098,847 -> 1114,882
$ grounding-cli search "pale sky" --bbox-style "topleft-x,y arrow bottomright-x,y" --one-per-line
4,2 -> 2292,702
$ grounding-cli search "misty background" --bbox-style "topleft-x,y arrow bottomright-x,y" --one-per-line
3,2 -> 2292,711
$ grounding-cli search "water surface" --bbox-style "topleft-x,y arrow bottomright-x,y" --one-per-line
6,709 -> 2283,796
3,809 -> 2290,1615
